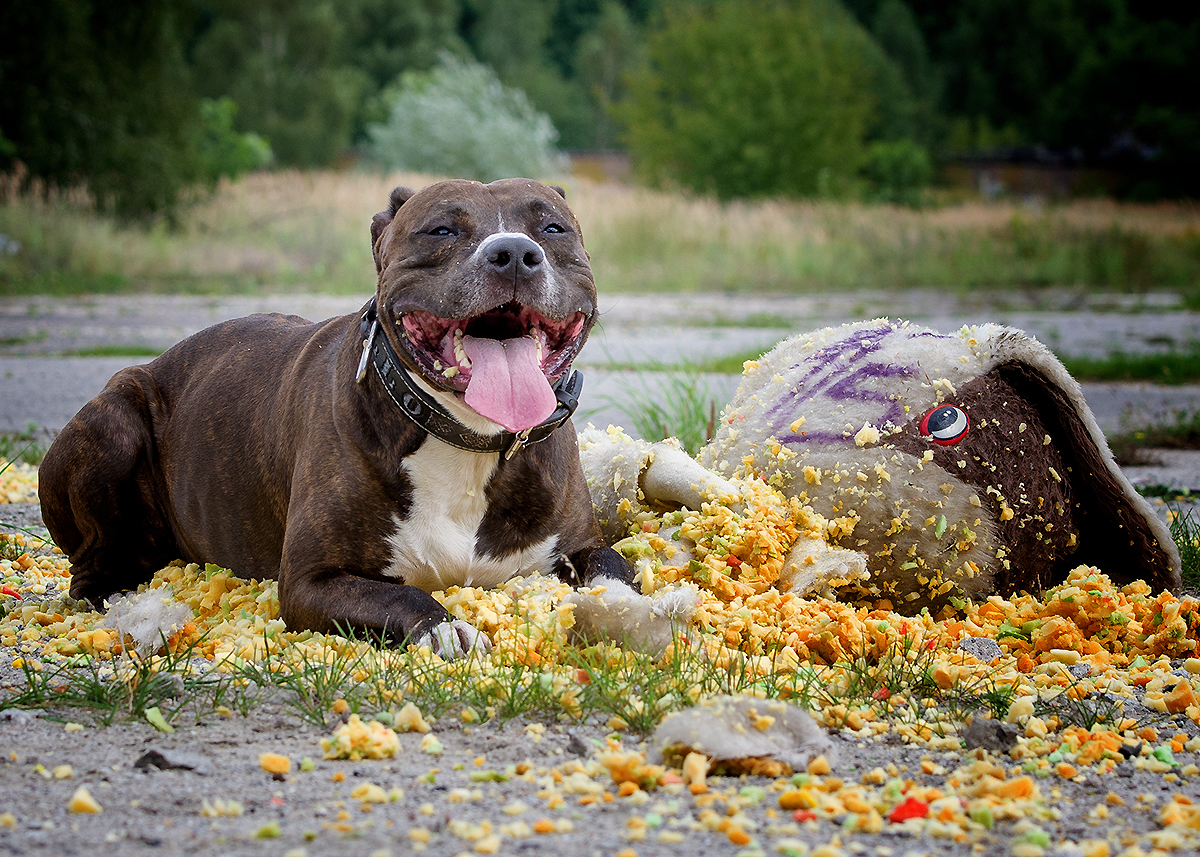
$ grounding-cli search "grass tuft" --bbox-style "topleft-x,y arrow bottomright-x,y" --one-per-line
0,425 -> 53,466
1168,504 -> 1200,589
599,362 -> 719,455
1110,409 -> 1200,465
5,170 -> 1200,297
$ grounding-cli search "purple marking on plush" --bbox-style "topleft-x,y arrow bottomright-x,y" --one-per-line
766,328 -> 892,422
777,430 -> 856,445
762,326 -> 932,444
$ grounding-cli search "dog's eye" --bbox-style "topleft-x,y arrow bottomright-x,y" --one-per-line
543,223 -> 566,234
920,405 -> 969,446
426,226 -> 455,237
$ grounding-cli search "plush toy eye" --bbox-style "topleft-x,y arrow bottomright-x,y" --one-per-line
920,405 -> 969,446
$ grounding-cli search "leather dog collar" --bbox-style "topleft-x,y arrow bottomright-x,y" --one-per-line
356,298 -> 583,459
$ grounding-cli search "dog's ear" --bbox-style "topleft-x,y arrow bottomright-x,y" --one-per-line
371,186 -> 416,273
550,185 -> 567,199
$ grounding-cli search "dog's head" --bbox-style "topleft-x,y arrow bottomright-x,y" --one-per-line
369,179 -> 595,433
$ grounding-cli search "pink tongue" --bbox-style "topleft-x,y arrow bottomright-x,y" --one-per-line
462,335 -> 557,432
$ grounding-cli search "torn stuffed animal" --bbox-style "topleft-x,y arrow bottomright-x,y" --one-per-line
581,320 -> 1180,615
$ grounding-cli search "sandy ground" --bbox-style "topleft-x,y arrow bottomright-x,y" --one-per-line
3,292 -> 1200,856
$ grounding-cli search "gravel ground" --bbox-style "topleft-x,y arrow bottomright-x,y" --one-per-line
1,698 -> 1198,857
3,292 -> 1200,856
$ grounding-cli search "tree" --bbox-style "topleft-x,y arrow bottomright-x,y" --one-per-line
0,0 -> 203,217
189,0 -> 367,167
367,53 -> 565,181
575,2 -> 644,149
336,0 -> 467,139
620,0 -> 890,199
854,0 -> 1200,197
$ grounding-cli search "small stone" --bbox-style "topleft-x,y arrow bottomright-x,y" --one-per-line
1118,741 -> 1143,759
133,750 -> 212,775
958,637 -> 1002,663
962,717 -> 1018,752
1115,761 -> 1136,778
566,731 -> 590,757
1067,663 -> 1092,680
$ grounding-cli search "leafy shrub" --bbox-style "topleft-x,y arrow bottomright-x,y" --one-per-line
196,98 -> 273,186
367,53 -> 566,181
862,138 -> 932,206
620,0 -> 908,200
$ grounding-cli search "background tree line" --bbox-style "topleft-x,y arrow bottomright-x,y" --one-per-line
1,0 -> 1195,217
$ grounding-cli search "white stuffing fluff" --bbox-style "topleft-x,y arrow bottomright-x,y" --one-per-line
648,695 -> 834,771
102,590 -> 194,657
779,534 -> 869,597
565,577 -> 697,656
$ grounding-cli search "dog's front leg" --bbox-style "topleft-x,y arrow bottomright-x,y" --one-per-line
277,563 -> 487,659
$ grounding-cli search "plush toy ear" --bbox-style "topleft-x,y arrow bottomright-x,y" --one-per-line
996,361 -> 1181,593
371,186 -> 416,273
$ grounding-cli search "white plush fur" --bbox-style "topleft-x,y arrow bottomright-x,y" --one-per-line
699,320 -> 995,478
640,440 -> 744,514
779,534 -> 870,597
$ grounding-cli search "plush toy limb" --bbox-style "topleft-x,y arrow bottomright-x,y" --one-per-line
640,440 -> 744,513
578,426 -> 743,542
564,577 -> 697,657
578,425 -> 655,542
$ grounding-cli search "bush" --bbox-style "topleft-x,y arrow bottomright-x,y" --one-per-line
620,0 -> 899,200
862,139 -> 932,206
367,53 -> 566,182
196,98 -> 273,186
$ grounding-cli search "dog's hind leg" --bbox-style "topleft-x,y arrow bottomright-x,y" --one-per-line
39,367 -> 181,607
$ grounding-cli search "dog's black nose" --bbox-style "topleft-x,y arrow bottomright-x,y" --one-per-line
485,234 -> 544,276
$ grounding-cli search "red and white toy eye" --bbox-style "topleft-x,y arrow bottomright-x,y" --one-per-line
919,405 -> 969,446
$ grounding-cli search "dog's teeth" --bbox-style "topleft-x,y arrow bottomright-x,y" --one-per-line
442,366 -> 459,379
530,328 -> 548,363
453,328 -> 471,369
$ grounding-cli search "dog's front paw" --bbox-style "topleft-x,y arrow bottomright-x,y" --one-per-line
416,620 -> 492,660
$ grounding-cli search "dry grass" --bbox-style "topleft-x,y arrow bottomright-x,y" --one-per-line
3,168 -> 1200,297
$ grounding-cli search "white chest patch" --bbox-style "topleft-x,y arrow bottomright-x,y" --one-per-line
384,438 -> 560,592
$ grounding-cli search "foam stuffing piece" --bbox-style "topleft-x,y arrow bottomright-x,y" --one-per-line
648,695 -> 834,773
102,589 -> 193,657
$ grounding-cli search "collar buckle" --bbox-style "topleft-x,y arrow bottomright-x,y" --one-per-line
505,428 -> 533,461
356,316 -> 377,383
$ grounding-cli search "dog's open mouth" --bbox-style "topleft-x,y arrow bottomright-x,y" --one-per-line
397,302 -> 587,432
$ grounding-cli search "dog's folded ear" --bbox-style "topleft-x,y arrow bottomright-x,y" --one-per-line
550,185 -> 567,199
371,186 -> 417,272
